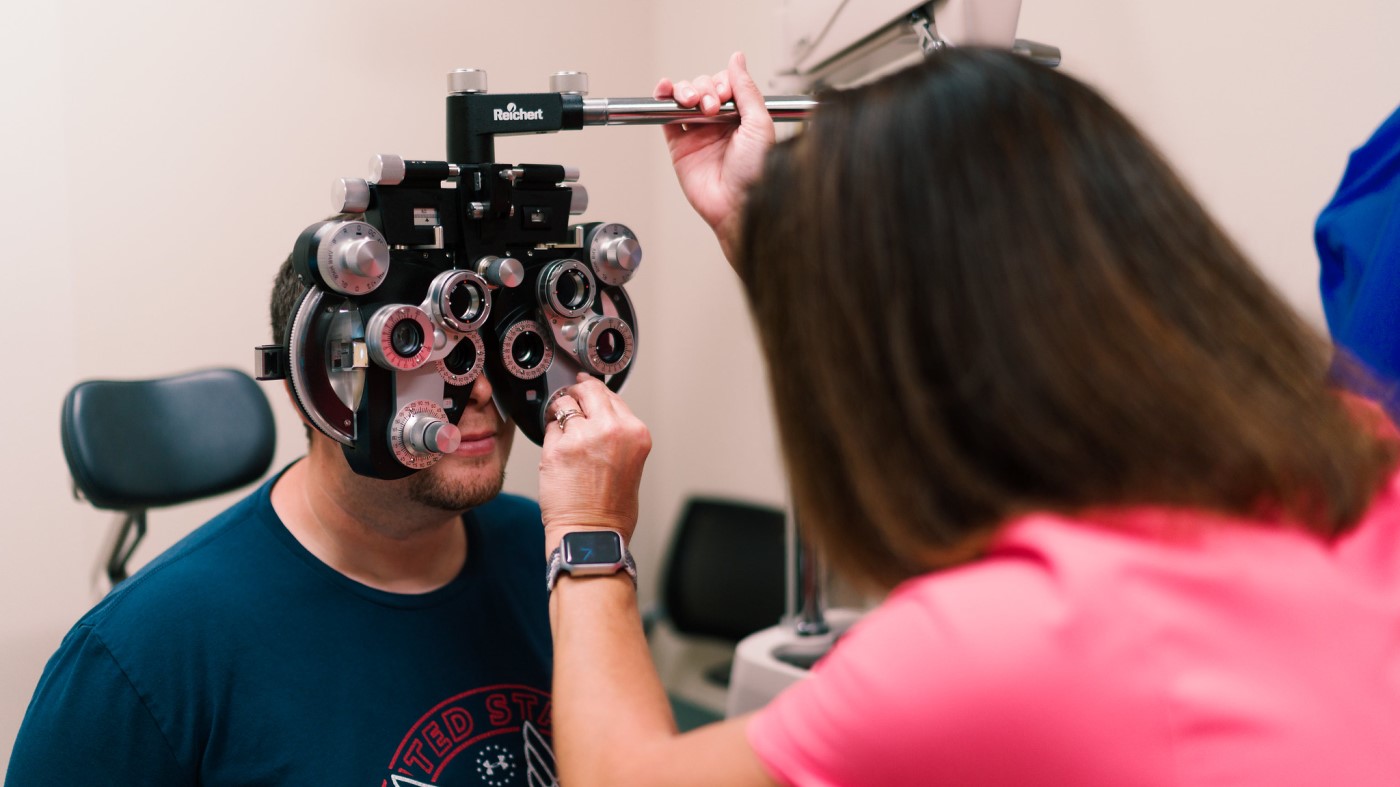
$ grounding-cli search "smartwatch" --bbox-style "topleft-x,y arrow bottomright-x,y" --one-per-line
546,529 -> 637,593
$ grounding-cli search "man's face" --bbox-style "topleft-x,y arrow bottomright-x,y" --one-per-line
403,374 -> 515,511
304,373 -> 515,515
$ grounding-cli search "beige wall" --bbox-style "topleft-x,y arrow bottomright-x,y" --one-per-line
1016,0 -> 1400,324
3,0 -> 1398,769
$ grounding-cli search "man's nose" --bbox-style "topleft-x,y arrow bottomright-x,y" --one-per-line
465,372 -> 494,408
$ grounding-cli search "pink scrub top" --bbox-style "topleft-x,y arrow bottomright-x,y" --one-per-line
748,474 -> 1400,786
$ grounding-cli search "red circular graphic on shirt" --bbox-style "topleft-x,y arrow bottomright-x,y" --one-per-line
381,684 -> 554,787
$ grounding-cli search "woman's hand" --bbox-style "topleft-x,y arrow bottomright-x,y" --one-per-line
539,375 -> 652,552
655,51 -> 776,266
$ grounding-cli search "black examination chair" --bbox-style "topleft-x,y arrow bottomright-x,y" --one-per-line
60,368 -> 276,585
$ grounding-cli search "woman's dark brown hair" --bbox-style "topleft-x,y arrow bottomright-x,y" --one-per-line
738,48 -> 1397,591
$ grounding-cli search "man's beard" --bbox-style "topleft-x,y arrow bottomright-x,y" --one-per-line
405,461 -> 507,511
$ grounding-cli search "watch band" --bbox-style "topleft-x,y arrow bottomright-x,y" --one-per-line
545,533 -> 638,593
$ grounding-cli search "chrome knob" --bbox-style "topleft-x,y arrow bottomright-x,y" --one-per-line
569,184 -> 589,216
405,415 -> 461,455
332,178 -> 371,213
370,154 -> 406,185
476,255 -> 525,289
604,237 -> 642,271
584,223 -> 642,286
550,71 -> 589,95
449,68 -> 488,94
310,220 -> 391,295
336,236 -> 389,280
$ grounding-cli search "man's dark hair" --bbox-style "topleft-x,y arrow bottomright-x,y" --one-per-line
270,250 -> 311,440
270,251 -> 302,347
738,49 -> 1398,591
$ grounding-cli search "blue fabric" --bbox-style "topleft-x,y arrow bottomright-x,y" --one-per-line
7,467 -> 555,786
1317,105 -> 1400,410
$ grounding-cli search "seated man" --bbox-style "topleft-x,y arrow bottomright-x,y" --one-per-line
7,256 -> 556,786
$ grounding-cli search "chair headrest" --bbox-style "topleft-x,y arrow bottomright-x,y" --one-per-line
61,368 -> 276,510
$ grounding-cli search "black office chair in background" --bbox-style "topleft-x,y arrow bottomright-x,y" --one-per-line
648,496 -> 787,727
60,368 -> 276,585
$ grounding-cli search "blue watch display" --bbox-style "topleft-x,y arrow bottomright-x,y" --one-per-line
546,529 -> 637,593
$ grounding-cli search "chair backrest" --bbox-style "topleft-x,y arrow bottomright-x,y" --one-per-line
61,367 -> 276,510
662,497 -> 787,644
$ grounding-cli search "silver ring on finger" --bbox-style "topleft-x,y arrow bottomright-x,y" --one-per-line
555,408 -> 583,432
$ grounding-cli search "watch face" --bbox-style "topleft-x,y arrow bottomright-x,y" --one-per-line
563,531 -> 622,565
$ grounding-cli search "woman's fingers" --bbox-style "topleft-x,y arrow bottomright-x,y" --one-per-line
691,74 -> 720,114
563,375 -> 621,422
728,51 -> 767,126
660,55 -> 755,117
669,79 -> 700,107
713,68 -> 731,102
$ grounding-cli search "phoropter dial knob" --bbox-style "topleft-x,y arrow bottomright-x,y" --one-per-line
405,414 -> 461,455
550,71 -> 589,95
306,220 -> 391,295
370,154 -> 407,186
449,68 -> 488,95
390,400 -> 460,469
332,178 -> 371,213
584,223 -> 642,286
338,236 -> 389,280
476,255 -> 525,289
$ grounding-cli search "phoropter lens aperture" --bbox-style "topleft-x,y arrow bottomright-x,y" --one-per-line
576,315 -> 634,376
435,331 -> 486,387
556,270 -> 590,311
428,270 -> 492,333
390,319 -> 424,358
449,280 -> 484,324
444,336 -> 478,374
501,319 -> 554,380
512,331 -> 545,369
596,328 -> 625,365
366,304 -> 435,371
539,259 -> 596,319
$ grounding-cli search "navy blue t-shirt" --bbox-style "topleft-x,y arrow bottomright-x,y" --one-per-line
7,467 -> 555,786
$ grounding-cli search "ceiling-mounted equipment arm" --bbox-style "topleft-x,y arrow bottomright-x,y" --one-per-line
779,0 -> 1060,91
1012,38 -> 1062,68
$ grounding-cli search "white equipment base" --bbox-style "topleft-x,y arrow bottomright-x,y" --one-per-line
725,608 -> 864,717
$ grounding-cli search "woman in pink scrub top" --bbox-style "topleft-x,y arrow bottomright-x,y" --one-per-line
534,48 -> 1400,786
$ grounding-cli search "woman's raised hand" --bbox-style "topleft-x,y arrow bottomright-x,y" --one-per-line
654,52 -> 776,267
539,375 -> 652,551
